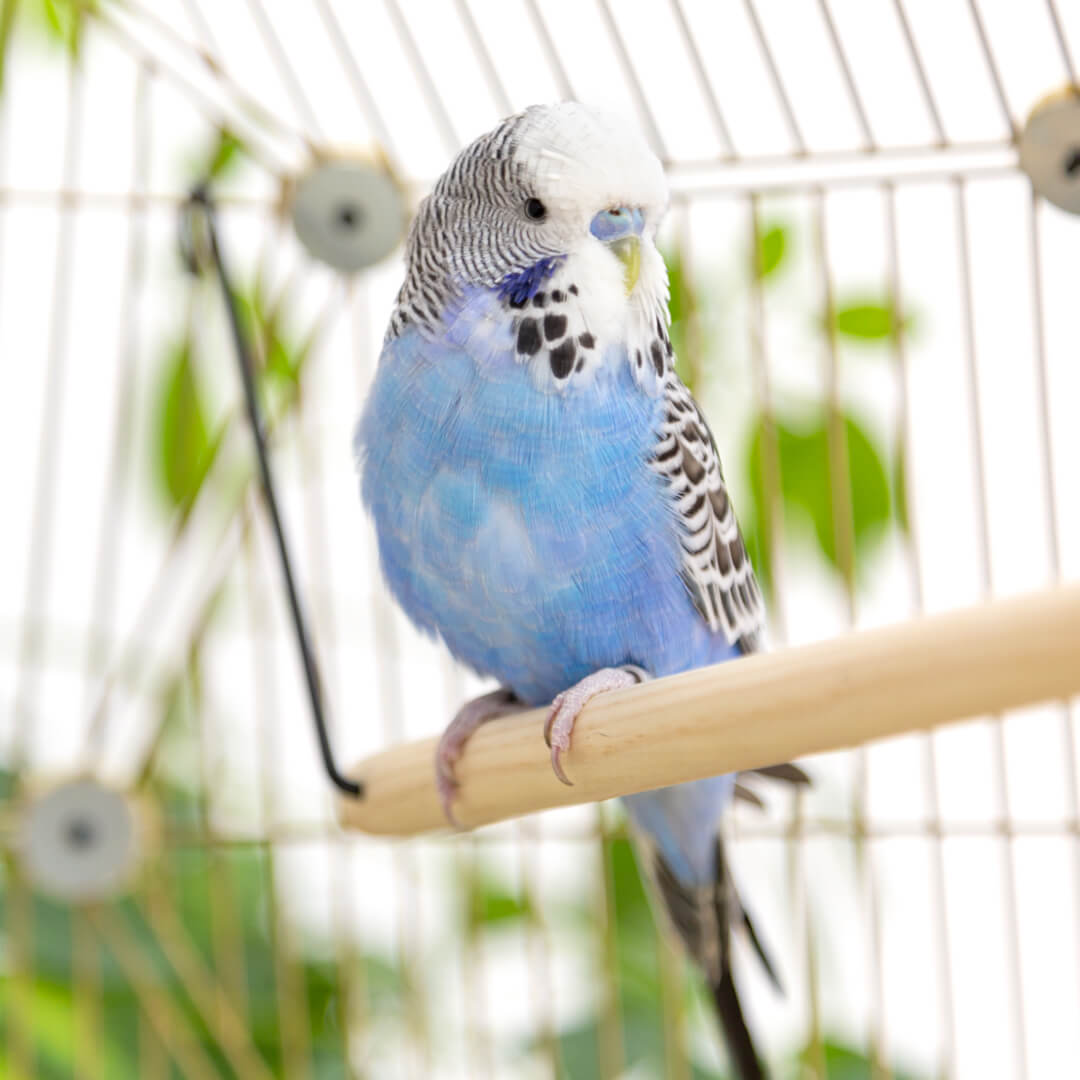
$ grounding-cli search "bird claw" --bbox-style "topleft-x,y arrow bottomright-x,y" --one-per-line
434,688 -> 525,827
542,668 -> 644,787
550,744 -> 573,786
435,745 -> 464,827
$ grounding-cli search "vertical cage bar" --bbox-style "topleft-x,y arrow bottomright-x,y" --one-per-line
882,181 -> 958,1080
1025,187 -> 1080,1033
441,653 -> 494,1079
291,273 -> 361,1074
351,281 -> 428,1080
656,915 -> 691,1080
596,806 -> 626,1079
245,509 -> 315,1080
11,54 -> 84,773
514,817 -> 562,1078
812,188 -> 889,1079
73,908 -> 105,1080
746,194 -> 789,638
80,59 -> 152,754
953,176 -> 1028,1080
191,660 -> 254,1042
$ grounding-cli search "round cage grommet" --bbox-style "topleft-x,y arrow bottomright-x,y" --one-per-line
289,156 -> 407,273
1019,86 -> 1080,214
15,778 -> 148,904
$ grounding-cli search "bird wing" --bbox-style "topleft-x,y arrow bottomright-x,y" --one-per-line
650,371 -> 767,653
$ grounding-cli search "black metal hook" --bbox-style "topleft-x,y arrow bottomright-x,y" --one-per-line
182,184 -> 363,799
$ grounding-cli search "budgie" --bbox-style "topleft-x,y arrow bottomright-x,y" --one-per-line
357,102 -> 800,1079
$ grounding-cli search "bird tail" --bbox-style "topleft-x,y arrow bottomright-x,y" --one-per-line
633,831 -> 778,1080
711,963 -> 766,1080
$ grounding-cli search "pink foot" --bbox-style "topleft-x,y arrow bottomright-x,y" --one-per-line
436,688 -> 527,826
543,666 -> 648,786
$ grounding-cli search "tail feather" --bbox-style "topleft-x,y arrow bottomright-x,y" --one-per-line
634,831 -> 772,1079
711,967 -> 767,1080
746,762 -> 811,786
740,901 -> 782,994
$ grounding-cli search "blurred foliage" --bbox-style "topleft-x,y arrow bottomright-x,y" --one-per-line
191,127 -> 247,184
0,762 -> 406,1079
667,217 -> 914,597
150,282 -> 310,521
153,339 -> 222,517
799,1040 -> 929,1080
743,409 -> 894,592
829,297 -> 912,343
666,246 -> 700,391
501,829 -> 929,1078
234,286 -> 311,395
755,222 -> 789,280
0,0 -> 94,90
462,869 -> 534,933
547,831 -> 724,1078
28,0 -> 88,55
0,1 -> 15,96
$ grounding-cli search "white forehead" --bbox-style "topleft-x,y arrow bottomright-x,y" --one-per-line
511,103 -> 668,223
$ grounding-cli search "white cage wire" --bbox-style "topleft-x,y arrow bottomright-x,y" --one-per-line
2,1 -> 1080,1078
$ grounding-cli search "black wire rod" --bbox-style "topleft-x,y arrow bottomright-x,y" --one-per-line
182,185 -> 363,799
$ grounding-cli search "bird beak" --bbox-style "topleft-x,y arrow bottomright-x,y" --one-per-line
590,206 -> 645,295
611,236 -> 641,294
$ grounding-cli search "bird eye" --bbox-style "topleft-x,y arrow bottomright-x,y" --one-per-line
524,197 -> 547,221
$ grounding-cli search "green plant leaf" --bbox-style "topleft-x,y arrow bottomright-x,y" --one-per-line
799,1038 -> 931,1080
25,0 -> 90,56
232,289 -> 306,393
185,127 -> 246,186
664,246 -> 700,392
206,128 -> 244,180
0,0 -> 17,96
811,414 -> 892,575
830,298 -> 911,342
464,872 -> 533,932
755,222 -> 789,279
152,340 -> 221,514
544,1000 -> 725,1080
744,409 -> 893,585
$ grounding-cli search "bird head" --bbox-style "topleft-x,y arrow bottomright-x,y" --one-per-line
395,103 -> 672,371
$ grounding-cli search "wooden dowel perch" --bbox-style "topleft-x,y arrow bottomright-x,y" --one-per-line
338,582 -> 1080,837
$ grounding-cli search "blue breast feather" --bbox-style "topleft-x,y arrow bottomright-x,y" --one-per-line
357,291 -> 741,883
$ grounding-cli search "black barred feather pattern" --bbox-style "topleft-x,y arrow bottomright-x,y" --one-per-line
650,373 -> 766,651
387,110 -> 563,341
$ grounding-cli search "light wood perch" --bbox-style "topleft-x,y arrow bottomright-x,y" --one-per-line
337,582 -> 1080,837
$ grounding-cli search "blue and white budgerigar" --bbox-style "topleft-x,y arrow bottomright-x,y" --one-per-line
357,102 -> 801,1079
